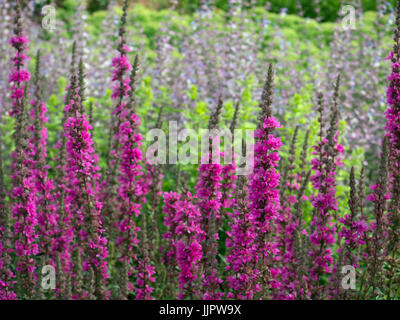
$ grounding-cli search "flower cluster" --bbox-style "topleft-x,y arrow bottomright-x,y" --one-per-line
63,102 -> 109,297
8,6 -> 30,118
248,66 -> 282,296
308,87 -> 343,298
226,176 -> 259,299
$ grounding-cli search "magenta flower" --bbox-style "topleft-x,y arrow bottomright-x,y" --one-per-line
177,192 -> 204,299
195,152 -> 224,300
248,116 -> 282,295
225,176 -> 259,299
162,192 -> 182,268
308,87 -> 343,298
115,106 -> 152,298
63,83 -> 109,298
8,7 -> 30,118
0,162 -> 16,299
7,7 -> 39,298
28,51 -> 59,265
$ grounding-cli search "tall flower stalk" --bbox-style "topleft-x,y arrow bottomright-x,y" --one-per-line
53,44 -> 77,294
10,84 -> 38,298
308,79 -> 344,299
0,140 -> 16,300
362,138 -> 390,298
383,0 -> 400,298
248,64 -> 282,298
225,175 -> 258,299
162,189 -> 203,299
103,0 -> 132,246
9,3 -> 30,118
63,57 -> 109,299
29,50 -> 58,265
114,54 -> 154,300
195,97 -> 224,300
333,167 -> 367,298
8,6 -> 39,297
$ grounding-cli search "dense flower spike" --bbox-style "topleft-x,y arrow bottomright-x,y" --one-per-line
383,0 -> 400,298
8,12 -> 37,298
162,191 -> 182,292
52,44 -> 78,291
195,97 -> 224,300
29,50 -> 58,264
162,190 -> 203,299
333,167 -> 367,298
362,138 -> 390,298
175,191 -> 204,299
308,80 -> 344,299
339,167 -> 367,268
0,142 -> 16,300
103,0 -> 132,255
109,0 -> 131,148
225,176 -> 259,299
136,212 -> 156,300
275,126 -> 303,299
290,169 -> 312,299
248,64 -> 282,297
114,62 -> 142,262
10,84 -> 38,299
63,60 -> 109,299
145,160 -> 163,264
9,3 -> 30,118
113,55 -> 154,299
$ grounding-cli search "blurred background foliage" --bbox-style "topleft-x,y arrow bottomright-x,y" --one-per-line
29,0 -> 399,21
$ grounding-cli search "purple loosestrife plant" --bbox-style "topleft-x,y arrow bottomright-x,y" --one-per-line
63,62 -> 109,299
225,175 -> 259,299
290,169 -> 312,300
175,190 -> 204,300
8,9 -> 38,297
103,0 -> 132,251
9,4 -> 30,118
308,81 -> 344,299
10,84 -> 38,299
162,191 -> 182,297
144,160 -> 163,267
162,189 -> 203,299
362,138 -> 390,298
275,127 -> 302,300
135,211 -> 156,300
0,142 -> 16,300
340,168 -> 368,267
224,104 -> 256,299
114,55 -> 154,300
334,167 -> 367,299
195,97 -> 224,300
248,64 -> 282,298
288,133 -> 312,300
52,44 -> 78,291
383,0 -> 400,297
29,50 -> 58,265
114,60 -> 141,264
